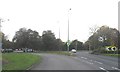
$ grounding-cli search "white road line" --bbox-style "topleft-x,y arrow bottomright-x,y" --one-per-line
81,57 -> 87,59
81,57 -> 84,58
112,67 -> 120,71
99,67 -> 106,70
84,57 -> 87,59
99,67 -> 109,72
74,57 -> 93,64
94,61 -> 103,64
86,61 -> 93,64
81,60 -> 93,65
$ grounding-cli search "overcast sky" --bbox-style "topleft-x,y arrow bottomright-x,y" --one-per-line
0,0 -> 119,42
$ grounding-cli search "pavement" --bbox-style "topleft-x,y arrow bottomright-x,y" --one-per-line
30,51 -> 120,71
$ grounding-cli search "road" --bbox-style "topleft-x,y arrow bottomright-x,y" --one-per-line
31,51 -> 119,71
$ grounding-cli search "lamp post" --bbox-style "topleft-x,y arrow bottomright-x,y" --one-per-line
67,8 -> 71,52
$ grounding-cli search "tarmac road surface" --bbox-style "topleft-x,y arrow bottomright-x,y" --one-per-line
30,51 -> 119,72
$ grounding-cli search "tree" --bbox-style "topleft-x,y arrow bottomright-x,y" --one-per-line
55,39 -> 64,51
69,40 -> 83,50
26,29 -> 42,50
62,42 -> 67,51
41,30 -> 57,51
96,26 -> 118,47
12,28 -> 42,50
89,25 -> 99,36
87,25 -> 119,52
2,33 -> 13,49
83,41 -> 89,50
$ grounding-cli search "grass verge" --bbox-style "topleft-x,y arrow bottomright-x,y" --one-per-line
0,53 -> 2,60
40,51 -> 76,56
2,53 -> 42,70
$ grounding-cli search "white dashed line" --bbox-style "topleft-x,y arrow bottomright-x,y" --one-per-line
112,67 -> 120,71
94,61 -> 103,64
81,57 -> 87,59
86,61 -> 93,64
99,67 -> 109,72
81,57 -> 84,58
81,60 -> 93,65
99,67 -> 106,70
74,57 -> 93,65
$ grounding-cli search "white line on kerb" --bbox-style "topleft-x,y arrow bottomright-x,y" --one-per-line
99,67 -> 109,72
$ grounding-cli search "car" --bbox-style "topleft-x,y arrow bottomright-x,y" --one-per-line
14,49 -> 24,53
71,49 -> 76,53
2,48 -> 13,53
27,49 -> 33,52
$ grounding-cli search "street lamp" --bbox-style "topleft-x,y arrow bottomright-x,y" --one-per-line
67,8 -> 71,52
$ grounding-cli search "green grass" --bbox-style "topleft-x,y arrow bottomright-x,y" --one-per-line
40,51 -> 76,56
0,53 -> 2,60
103,54 -> 120,57
2,53 -> 42,70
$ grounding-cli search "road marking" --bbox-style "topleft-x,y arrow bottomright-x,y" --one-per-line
84,57 -> 87,59
90,60 -> 93,61
81,60 -> 93,65
86,61 -> 93,64
81,57 -> 87,59
94,61 -> 103,64
99,67 -> 109,72
112,67 -> 120,71
73,57 -> 93,65
81,57 -> 84,58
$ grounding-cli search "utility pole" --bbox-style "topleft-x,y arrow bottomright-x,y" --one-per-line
59,27 -> 60,39
67,8 -> 71,52
57,21 -> 61,39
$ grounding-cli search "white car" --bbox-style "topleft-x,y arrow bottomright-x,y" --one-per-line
71,49 -> 76,53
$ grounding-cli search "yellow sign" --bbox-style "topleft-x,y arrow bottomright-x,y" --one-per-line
105,46 -> 117,51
